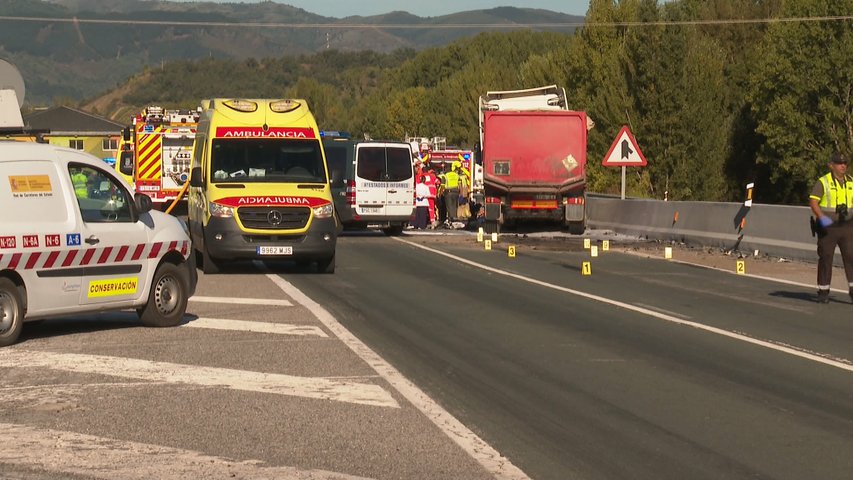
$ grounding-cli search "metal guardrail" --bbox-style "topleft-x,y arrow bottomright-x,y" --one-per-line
586,194 -> 819,263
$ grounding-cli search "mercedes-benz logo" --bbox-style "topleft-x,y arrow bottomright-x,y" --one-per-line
267,210 -> 283,226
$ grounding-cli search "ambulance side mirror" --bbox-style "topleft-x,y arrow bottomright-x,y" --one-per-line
134,192 -> 152,214
122,127 -> 131,142
190,167 -> 203,187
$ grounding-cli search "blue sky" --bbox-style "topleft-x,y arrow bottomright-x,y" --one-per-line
202,1 -> 589,18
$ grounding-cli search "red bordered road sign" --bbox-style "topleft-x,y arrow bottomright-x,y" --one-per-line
602,126 -> 647,167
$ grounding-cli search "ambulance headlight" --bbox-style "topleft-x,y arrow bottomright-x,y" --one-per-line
209,202 -> 234,218
312,203 -> 333,219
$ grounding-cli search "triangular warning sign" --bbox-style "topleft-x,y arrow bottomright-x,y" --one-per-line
602,126 -> 647,167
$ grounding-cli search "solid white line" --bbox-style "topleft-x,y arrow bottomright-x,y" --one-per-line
267,274 -> 532,480
0,350 -> 398,408
190,295 -> 293,306
393,237 -> 853,373
0,423 -> 374,480
182,317 -> 328,337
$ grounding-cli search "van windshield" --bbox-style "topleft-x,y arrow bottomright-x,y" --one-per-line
210,138 -> 327,183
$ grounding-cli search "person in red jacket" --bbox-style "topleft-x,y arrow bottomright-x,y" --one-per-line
423,167 -> 439,228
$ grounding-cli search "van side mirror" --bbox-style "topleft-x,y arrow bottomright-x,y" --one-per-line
134,192 -> 152,214
190,167 -> 203,187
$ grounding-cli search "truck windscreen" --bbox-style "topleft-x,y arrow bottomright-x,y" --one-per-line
210,138 -> 327,183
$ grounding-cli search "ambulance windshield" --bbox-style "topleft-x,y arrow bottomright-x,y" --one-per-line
210,138 -> 327,183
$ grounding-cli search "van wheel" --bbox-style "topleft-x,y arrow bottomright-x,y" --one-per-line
0,278 -> 24,347
317,254 -> 335,274
200,247 -> 221,274
138,263 -> 189,327
382,226 -> 404,236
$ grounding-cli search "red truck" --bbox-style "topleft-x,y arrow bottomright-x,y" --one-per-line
476,85 -> 592,234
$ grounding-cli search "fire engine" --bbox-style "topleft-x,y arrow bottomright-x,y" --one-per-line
118,106 -> 200,209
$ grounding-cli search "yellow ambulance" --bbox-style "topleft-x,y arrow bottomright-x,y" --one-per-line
187,99 -> 337,273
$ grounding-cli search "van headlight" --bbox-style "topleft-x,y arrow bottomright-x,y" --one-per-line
312,203 -> 333,219
209,202 -> 234,218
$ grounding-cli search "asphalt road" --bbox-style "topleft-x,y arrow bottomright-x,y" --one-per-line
2,230 -> 852,479
289,231 -> 853,480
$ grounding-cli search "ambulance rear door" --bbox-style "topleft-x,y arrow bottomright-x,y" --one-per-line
69,160 -> 152,307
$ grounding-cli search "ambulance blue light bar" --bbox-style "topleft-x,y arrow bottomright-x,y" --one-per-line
320,131 -> 351,138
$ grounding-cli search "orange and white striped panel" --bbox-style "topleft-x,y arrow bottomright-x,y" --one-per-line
0,241 -> 189,271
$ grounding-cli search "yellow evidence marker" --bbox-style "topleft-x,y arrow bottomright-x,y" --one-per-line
665,247 -> 673,259
584,238 -> 591,249
491,232 -> 498,243
477,228 -> 484,243
508,245 -> 516,258
591,245 -> 598,257
485,240 -> 492,251
582,262 -> 591,275
602,240 -> 610,251
736,260 -> 746,275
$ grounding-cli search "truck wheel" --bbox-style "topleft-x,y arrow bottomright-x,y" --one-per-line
566,221 -> 586,235
138,262 -> 189,327
483,219 -> 500,235
317,254 -> 335,274
382,226 -> 404,236
200,247 -> 221,274
0,278 -> 24,347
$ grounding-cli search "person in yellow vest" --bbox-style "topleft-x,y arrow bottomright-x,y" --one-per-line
71,168 -> 89,199
809,151 -> 853,303
443,163 -> 461,226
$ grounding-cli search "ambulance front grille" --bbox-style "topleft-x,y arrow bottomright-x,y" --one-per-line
238,207 -> 311,230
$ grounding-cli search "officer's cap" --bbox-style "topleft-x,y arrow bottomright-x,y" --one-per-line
831,152 -> 848,165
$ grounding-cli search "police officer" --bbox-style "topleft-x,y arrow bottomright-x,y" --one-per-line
808,152 -> 853,303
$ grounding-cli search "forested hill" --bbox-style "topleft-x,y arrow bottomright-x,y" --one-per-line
0,0 -> 581,103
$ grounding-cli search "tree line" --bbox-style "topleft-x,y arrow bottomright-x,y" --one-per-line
100,0 -> 853,205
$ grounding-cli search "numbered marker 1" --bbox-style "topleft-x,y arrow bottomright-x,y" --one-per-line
491,232 -> 498,243
477,230 -> 484,243
602,240 -> 610,251
508,245 -> 516,258
485,240 -> 492,251
584,238 -> 591,249
736,260 -> 746,275
591,245 -> 598,257
665,247 -> 673,259
582,261 -> 591,275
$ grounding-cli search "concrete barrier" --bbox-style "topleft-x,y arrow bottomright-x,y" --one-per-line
587,195 -> 820,263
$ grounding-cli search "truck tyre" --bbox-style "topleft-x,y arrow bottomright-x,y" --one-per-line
0,278 -> 24,347
200,247 -> 221,274
138,262 -> 189,327
317,254 -> 335,274
382,226 -> 404,236
566,220 -> 586,235
483,219 -> 500,235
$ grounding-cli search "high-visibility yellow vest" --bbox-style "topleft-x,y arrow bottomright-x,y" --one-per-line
445,170 -> 460,189
72,172 -> 88,198
817,172 -> 853,209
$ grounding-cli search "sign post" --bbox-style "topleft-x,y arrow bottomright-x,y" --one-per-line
601,126 -> 647,199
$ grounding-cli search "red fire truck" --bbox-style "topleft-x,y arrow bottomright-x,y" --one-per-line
477,85 -> 593,234
118,106 -> 200,209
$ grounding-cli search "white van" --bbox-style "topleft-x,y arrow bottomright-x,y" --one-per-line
347,141 -> 415,235
0,142 -> 196,347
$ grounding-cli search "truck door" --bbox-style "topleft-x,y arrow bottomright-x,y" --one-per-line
70,163 -> 151,307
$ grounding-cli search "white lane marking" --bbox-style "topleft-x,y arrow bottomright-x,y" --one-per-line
267,274 -> 532,480
190,295 -> 293,306
0,423 -> 374,480
633,303 -> 692,320
0,350 -> 399,408
182,317 -> 328,337
394,238 -> 853,373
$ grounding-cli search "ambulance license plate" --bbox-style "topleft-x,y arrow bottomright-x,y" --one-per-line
257,246 -> 292,256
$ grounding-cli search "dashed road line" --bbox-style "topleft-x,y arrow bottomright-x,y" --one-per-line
182,317 -> 328,337
0,350 -> 399,408
189,295 -> 294,306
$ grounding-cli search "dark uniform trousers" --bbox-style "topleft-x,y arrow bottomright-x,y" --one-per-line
817,219 -> 853,288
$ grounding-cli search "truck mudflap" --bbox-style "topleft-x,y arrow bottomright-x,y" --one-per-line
565,203 -> 585,222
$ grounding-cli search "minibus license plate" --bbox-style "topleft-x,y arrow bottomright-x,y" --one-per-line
257,246 -> 293,255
